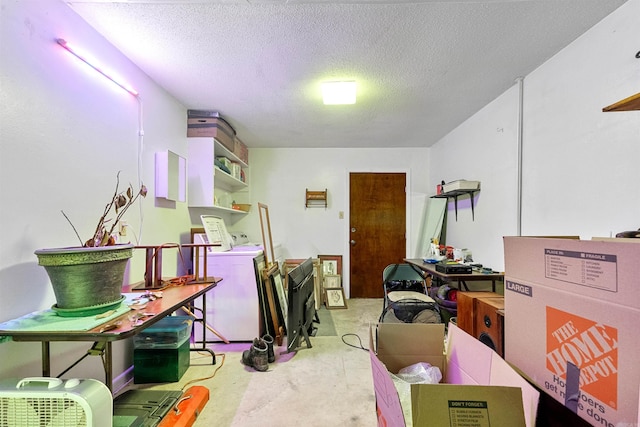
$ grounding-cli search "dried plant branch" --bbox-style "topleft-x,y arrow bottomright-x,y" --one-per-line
62,171 -> 147,247
61,210 -> 84,246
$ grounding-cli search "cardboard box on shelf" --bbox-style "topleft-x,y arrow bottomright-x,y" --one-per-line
442,179 -> 480,193
503,236 -> 640,427
369,322 -> 539,427
187,117 -> 235,151
233,137 -> 249,165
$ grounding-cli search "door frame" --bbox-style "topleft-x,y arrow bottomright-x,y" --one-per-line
342,168 -> 413,299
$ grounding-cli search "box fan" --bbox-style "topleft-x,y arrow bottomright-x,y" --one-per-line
0,377 -> 112,427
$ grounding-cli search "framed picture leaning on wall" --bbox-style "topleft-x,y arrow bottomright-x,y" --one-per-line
325,287 -> 347,309
323,274 -> 341,289
318,255 -> 342,280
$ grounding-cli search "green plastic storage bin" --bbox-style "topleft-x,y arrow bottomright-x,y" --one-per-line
133,338 -> 190,383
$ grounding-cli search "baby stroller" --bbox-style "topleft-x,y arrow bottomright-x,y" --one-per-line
379,263 -> 442,324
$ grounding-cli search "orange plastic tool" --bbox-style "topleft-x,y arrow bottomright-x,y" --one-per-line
158,386 -> 210,427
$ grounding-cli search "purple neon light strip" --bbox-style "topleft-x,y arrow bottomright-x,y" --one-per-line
56,38 -> 139,96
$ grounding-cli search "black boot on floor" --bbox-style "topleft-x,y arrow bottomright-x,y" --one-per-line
242,338 -> 269,372
262,334 -> 275,363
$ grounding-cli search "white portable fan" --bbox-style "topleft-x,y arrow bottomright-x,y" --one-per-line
0,377 -> 112,427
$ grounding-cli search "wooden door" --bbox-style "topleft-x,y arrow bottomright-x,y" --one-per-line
349,173 -> 406,298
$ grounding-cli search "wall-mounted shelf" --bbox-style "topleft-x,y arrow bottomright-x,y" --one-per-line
214,167 -> 247,192
187,138 -> 250,212
306,189 -> 327,208
431,189 -> 479,221
602,92 -> 640,112
189,204 -> 249,214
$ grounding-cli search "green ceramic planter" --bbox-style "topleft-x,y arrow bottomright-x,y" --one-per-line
35,244 -> 133,315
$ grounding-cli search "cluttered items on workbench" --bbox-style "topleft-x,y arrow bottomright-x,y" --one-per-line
423,238 -> 473,264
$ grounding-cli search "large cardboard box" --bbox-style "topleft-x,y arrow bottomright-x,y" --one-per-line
503,236 -> 640,427
369,322 -> 539,427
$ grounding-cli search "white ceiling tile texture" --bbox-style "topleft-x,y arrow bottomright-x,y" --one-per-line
67,0 -> 627,148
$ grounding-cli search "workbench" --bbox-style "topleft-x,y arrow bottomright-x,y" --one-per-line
0,280 -> 220,392
404,258 -> 503,292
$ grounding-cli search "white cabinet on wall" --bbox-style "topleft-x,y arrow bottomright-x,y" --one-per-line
187,137 -> 250,214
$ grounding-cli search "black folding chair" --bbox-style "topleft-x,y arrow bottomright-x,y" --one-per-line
379,264 -> 441,323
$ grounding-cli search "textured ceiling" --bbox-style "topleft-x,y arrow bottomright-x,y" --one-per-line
67,0 -> 627,148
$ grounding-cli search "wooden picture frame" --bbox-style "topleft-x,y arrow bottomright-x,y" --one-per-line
258,203 -> 276,268
325,287 -> 347,309
270,265 -> 288,329
312,258 -> 323,309
283,258 -> 305,291
253,252 -> 271,338
323,274 -> 341,289
318,255 -> 342,279
262,263 -> 285,345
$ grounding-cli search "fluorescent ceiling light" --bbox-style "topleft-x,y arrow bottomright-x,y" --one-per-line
322,81 -> 356,105
57,38 -> 139,97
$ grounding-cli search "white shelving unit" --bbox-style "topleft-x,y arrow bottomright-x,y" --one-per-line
187,137 -> 249,213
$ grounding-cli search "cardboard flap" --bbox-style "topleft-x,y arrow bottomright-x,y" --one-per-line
376,323 -> 446,374
369,348 -> 406,427
447,323 -> 539,427
490,355 -> 540,427
411,384 -> 526,427
446,323 -> 493,385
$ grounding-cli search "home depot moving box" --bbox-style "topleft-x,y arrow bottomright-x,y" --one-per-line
369,322 -> 539,427
503,236 -> 640,427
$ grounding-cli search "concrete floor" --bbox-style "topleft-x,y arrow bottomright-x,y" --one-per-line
132,298 -> 382,426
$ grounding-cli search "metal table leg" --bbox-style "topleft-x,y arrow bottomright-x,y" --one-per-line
42,341 -> 50,377
104,341 -> 112,392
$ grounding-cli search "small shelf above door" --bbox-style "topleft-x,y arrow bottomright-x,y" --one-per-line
306,189 -> 327,208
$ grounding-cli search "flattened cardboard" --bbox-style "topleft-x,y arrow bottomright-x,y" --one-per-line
504,236 -> 640,427
369,322 -> 539,427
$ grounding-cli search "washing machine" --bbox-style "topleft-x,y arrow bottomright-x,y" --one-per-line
193,231 -> 263,342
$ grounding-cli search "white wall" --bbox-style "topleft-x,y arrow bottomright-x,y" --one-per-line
235,147 -> 431,297
430,86 -> 520,271
0,0 -> 192,387
429,0 -> 640,271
